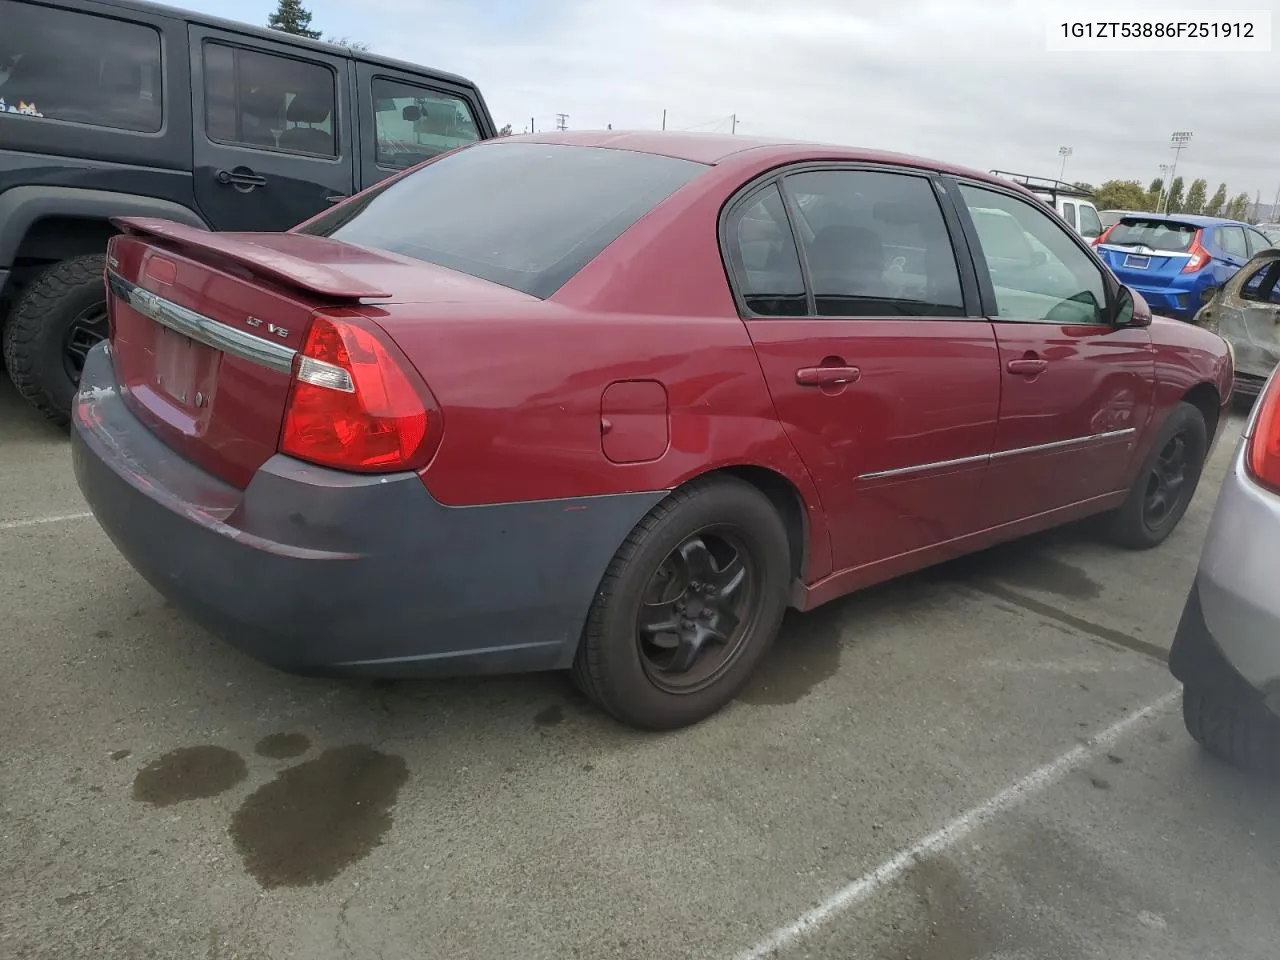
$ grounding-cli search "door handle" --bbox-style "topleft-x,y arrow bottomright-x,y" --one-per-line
326,194 -> 348,205
216,168 -> 268,188
1006,358 -> 1048,376
796,365 -> 861,387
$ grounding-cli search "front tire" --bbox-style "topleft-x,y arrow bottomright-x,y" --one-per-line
1102,401 -> 1207,549
2,254 -> 108,428
1183,685 -> 1280,776
572,476 -> 791,730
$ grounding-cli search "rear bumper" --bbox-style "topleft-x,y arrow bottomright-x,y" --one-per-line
71,343 -> 663,677
1171,441 -> 1280,713
1126,281 -> 1207,320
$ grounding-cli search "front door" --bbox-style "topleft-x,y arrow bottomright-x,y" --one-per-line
188,27 -> 355,231
953,181 -> 1155,526
725,167 -> 1001,574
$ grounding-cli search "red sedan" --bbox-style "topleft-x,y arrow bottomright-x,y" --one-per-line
72,132 -> 1233,730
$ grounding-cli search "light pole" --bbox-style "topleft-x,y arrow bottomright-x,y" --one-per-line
1058,146 -> 1073,181
1164,131 -> 1193,213
1157,163 -> 1172,212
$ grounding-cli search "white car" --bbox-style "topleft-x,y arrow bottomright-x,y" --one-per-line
989,170 -> 1103,242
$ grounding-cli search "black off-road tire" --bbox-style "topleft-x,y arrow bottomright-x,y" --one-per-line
1183,685 -> 1280,776
1101,401 -> 1207,550
2,253 -> 107,428
571,476 -> 791,731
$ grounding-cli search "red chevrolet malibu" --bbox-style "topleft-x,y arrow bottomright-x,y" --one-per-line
71,132 -> 1232,730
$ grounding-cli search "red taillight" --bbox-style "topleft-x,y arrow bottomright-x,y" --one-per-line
1182,231 -> 1211,273
280,313 -> 440,473
1247,376 -> 1280,492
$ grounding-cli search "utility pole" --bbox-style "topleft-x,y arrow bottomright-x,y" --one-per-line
661,109 -> 666,131
1164,131 -> 1192,214
731,113 -> 738,135
529,116 -> 534,134
1058,146 -> 1072,181
555,113 -> 568,132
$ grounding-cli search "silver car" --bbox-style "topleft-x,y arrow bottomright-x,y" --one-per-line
1170,366 -> 1280,772
1193,249 -> 1280,404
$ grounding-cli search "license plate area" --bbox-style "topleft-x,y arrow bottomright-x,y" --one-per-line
154,325 -> 220,413
1123,254 -> 1151,270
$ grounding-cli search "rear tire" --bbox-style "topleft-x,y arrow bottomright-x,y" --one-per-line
2,254 -> 108,428
1101,401 -> 1207,550
572,476 -> 790,731
1183,685 -> 1280,776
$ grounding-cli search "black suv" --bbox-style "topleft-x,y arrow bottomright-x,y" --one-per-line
0,0 -> 497,424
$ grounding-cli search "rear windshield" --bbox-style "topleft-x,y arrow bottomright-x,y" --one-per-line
301,142 -> 707,298
1104,218 -> 1198,251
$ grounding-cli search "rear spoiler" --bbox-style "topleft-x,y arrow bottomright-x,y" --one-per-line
110,217 -> 391,300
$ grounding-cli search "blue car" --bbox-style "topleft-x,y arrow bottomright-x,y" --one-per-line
1093,214 -> 1274,321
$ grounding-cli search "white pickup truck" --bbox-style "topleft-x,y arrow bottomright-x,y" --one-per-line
988,171 -> 1103,242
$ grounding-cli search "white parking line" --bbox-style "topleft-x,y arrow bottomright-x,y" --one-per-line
732,689 -> 1179,960
0,511 -> 93,531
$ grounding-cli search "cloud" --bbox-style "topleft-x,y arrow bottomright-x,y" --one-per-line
206,0 -> 1280,199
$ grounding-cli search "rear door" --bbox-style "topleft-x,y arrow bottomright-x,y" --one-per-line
353,62 -> 488,191
1216,225 -> 1250,271
726,165 -> 1000,574
188,27 -> 355,230
953,180 -> 1154,525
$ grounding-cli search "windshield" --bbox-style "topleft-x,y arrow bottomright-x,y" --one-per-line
1104,218 -> 1198,251
299,141 -> 707,298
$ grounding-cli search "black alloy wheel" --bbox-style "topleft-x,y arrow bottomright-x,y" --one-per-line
61,303 -> 109,383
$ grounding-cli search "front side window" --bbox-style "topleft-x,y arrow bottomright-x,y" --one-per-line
0,0 -> 162,133
1246,228 -> 1273,256
301,141 -> 706,298
371,77 -> 480,170
1241,261 -> 1280,304
781,169 -> 965,317
1217,225 -> 1248,259
203,42 -> 336,157
724,184 -> 806,317
1078,204 -> 1102,239
959,183 -> 1108,325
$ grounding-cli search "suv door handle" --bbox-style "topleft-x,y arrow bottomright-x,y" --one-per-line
1006,358 -> 1048,376
216,168 -> 268,188
796,365 -> 861,386
326,194 -> 348,205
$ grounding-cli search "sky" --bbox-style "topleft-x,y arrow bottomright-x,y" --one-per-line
189,0 -> 1279,204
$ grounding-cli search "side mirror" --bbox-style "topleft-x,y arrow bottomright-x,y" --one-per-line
401,105 -> 422,122
1115,285 -> 1151,327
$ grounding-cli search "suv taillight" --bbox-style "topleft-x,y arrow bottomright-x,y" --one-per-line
1247,375 -> 1280,492
280,313 -> 441,473
1182,231 -> 1212,273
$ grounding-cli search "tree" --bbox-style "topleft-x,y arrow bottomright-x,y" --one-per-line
1184,178 -> 1208,215
1148,177 -> 1164,195
497,124 -> 513,136
1146,177 -> 1164,211
1165,176 -> 1185,213
1094,179 -> 1149,211
267,0 -> 321,38
1204,183 -> 1228,217
326,35 -> 370,51
1226,192 -> 1252,220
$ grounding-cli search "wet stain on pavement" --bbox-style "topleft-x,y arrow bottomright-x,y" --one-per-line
534,705 -> 564,726
132,746 -> 247,807
941,540 -> 1102,601
229,745 -> 408,888
254,733 -> 311,759
884,855 -> 1007,960
739,607 -> 843,706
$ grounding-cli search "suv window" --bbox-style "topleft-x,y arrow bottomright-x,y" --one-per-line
1061,202 -> 1077,228
781,169 -> 965,317
0,0 -> 162,133
1078,204 -> 1102,239
959,183 -> 1108,325
372,77 -> 480,170
724,184 -> 806,317
1217,225 -> 1248,259
302,141 -> 706,298
203,42 -> 337,157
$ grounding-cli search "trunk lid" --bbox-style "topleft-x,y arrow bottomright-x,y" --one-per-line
105,218 -> 532,489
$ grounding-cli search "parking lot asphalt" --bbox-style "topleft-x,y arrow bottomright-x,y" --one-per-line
2,375 -> 1276,960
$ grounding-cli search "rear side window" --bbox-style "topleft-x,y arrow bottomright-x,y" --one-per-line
304,142 -> 706,298
371,77 -> 480,170
782,169 -> 966,317
0,0 -> 162,133
203,42 -> 336,157
1217,225 -> 1248,259
1078,204 -> 1102,239
1061,202 -> 1077,228
723,184 -> 806,317
1105,218 -> 1198,252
